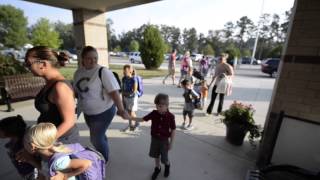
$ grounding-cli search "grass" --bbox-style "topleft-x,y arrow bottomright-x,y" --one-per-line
59,64 -> 168,80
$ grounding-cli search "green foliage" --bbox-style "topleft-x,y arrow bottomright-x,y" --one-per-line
267,44 -> 283,58
54,21 -> 75,50
31,18 -> 62,49
129,40 -> 139,52
241,49 -> 251,57
113,45 -> 121,53
182,28 -> 198,52
0,5 -> 28,48
225,44 -> 240,61
140,25 -> 166,69
0,54 -> 28,76
221,101 -> 261,147
203,44 -> 215,56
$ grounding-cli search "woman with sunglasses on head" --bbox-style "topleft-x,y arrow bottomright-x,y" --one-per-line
24,46 -> 79,144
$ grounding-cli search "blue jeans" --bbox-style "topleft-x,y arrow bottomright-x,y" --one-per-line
84,105 -> 116,162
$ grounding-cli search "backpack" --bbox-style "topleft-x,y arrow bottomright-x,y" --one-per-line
135,75 -> 144,98
99,67 -> 121,92
48,143 -> 105,180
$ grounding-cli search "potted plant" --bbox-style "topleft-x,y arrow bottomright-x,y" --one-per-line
221,101 -> 261,146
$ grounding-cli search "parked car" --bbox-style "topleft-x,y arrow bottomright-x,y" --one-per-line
261,58 -> 280,77
128,52 -> 142,64
190,53 -> 203,62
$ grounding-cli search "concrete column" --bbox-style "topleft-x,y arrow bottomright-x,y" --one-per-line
72,9 -> 108,67
257,0 -> 320,167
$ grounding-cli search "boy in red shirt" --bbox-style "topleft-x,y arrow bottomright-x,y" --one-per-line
128,93 -> 176,180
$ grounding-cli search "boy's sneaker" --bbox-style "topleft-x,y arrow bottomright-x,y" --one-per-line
121,126 -> 131,132
151,167 -> 161,180
133,126 -> 141,132
186,125 -> 194,130
164,164 -> 170,177
181,122 -> 186,129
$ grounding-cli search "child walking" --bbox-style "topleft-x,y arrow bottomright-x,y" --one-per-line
182,79 -> 200,130
127,93 -> 176,180
0,115 -> 36,180
23,123 -> 95,180
121,64 -> 139,131
200,80 -> 209,111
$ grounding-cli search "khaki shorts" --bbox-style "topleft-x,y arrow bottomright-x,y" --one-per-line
168,68 -> 175,75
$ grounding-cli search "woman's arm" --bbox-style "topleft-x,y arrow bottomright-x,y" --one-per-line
50,82 -> 76,139
109,90 -> 130,120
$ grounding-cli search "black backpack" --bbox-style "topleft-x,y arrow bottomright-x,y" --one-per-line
98,67 -> 121,93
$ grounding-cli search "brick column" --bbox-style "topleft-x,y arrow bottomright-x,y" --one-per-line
257,0 -> 320,167
72,9 -> 109,67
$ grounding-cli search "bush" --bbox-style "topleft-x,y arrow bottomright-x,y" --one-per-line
140,25 -> 166,69
0,54 -> 28,76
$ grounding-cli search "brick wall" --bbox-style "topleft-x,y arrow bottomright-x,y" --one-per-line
258,0 -> 320,167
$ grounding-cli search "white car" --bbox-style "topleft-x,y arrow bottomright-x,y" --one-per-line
191,53 -> 203,62
128,52 -> 142,64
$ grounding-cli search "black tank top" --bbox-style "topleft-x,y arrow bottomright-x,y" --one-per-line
35,80 -> 79,144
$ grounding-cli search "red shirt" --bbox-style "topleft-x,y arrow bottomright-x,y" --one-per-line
143,110 -> 176,140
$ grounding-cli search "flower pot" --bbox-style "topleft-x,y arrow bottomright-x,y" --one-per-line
226,123 -> 248,146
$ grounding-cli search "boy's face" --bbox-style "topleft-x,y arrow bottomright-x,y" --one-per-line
156,101 -> 168,113
124,67 -> 132,77
184,83 -> 192,89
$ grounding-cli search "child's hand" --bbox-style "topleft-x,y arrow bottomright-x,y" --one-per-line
50,171 -> 66,180
168,143 -> 173,151
117,109 -> 131,120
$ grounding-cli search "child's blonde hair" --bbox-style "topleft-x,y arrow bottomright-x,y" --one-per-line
24,123 -> 71,153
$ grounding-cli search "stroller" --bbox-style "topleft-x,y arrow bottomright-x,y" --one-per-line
192,68 -> 204,109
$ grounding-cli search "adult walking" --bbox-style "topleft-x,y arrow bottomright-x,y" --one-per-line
163,49 -> 177,85
24,46 -> 79,144
206,53 -> 234,115
177,51 -> 192,87
73,46 -> 130,162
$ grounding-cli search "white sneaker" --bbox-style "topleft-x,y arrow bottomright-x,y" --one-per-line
181,122 -> 186,129
186,125 -> 194,130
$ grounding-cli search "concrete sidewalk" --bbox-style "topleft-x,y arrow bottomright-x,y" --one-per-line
0,65 -> 275,180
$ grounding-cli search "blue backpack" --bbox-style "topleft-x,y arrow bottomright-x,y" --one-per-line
48,143 -> 105,180
135,75 -> 144,97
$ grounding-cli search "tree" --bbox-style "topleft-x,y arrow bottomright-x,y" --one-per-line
0,5 -> 28,49
269,14 -> 281,42
140,25 -> 166,69
31,18 -> 62,49
54,21 -> 75,50
267,44 -> 283,58
160,25 -> 181,52
280,10 -> 291,42
182,28 -> 198,52
225,43 -> 241,63
223,21 -> 235,39
241,49 -> 251,57
203,44 -> 214,56
113,45 -> 121,53
235,16 -> 254,49
129,40 -> 139,52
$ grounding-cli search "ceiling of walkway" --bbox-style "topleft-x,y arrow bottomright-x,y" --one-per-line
24,0 -> 160,12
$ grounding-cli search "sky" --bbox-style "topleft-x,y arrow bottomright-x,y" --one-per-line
1,0 -> 295,35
